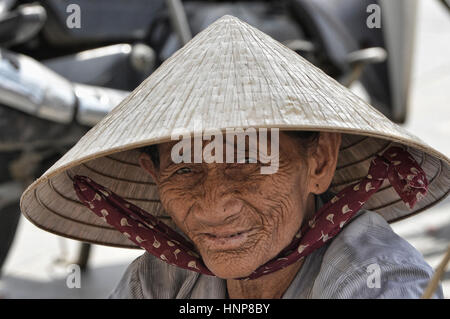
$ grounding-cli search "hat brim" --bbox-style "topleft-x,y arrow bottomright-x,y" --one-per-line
20,130 -> 450,248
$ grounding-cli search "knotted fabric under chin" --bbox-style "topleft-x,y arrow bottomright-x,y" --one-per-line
73,146 -> 428,280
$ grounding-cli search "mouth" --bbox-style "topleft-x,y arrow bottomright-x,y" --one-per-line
205,230 -> 249,238
197,229 -> 254,250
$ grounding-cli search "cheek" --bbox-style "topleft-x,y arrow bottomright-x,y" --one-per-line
157,185 -> 195,229
252,166 -> 309,245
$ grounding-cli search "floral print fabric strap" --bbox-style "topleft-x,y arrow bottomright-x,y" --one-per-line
73,146 -> 428,280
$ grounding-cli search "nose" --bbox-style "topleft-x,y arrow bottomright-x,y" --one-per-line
191,195 -> 244,227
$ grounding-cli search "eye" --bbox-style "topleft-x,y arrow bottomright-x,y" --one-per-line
175,167 -> 192,175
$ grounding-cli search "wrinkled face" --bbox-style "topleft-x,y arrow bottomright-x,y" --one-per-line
139,132 -> 340,279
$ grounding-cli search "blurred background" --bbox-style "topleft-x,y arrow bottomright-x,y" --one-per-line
0,0 -> 449,298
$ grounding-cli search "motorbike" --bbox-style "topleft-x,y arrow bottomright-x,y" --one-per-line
0,0 -> 417,274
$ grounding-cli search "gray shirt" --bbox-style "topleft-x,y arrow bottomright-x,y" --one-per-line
109,210 -> 443,299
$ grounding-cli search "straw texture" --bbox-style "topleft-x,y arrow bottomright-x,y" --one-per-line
20,15 -> 449,248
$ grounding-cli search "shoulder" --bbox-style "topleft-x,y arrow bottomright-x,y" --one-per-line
109,252 -> 198,299
310,210 -> 443,299
108,253 -> 147,298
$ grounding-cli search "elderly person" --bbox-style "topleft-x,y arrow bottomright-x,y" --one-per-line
136,131 -> 339,297
101,130 -> 439,298
20,16 -> 448,299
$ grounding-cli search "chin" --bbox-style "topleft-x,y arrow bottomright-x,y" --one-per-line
203,255 -> 257,279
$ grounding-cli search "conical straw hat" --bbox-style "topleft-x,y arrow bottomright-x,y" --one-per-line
20,15 -> 449,248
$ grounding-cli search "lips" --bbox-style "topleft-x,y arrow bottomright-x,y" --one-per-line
204,230 -> 250,238
196,228 -> 254,250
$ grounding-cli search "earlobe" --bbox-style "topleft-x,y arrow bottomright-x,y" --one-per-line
138,153 -> 160,183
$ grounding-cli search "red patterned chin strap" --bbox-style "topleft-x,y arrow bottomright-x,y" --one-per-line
73,146 -> 428,280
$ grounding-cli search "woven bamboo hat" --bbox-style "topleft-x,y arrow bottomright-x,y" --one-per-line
20,15 -> 449,248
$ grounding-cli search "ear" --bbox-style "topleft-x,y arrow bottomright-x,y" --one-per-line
139,152 -> 160,184
307,132 -> 341,195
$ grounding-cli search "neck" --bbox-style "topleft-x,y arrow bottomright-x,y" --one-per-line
226,258 -> 304,298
